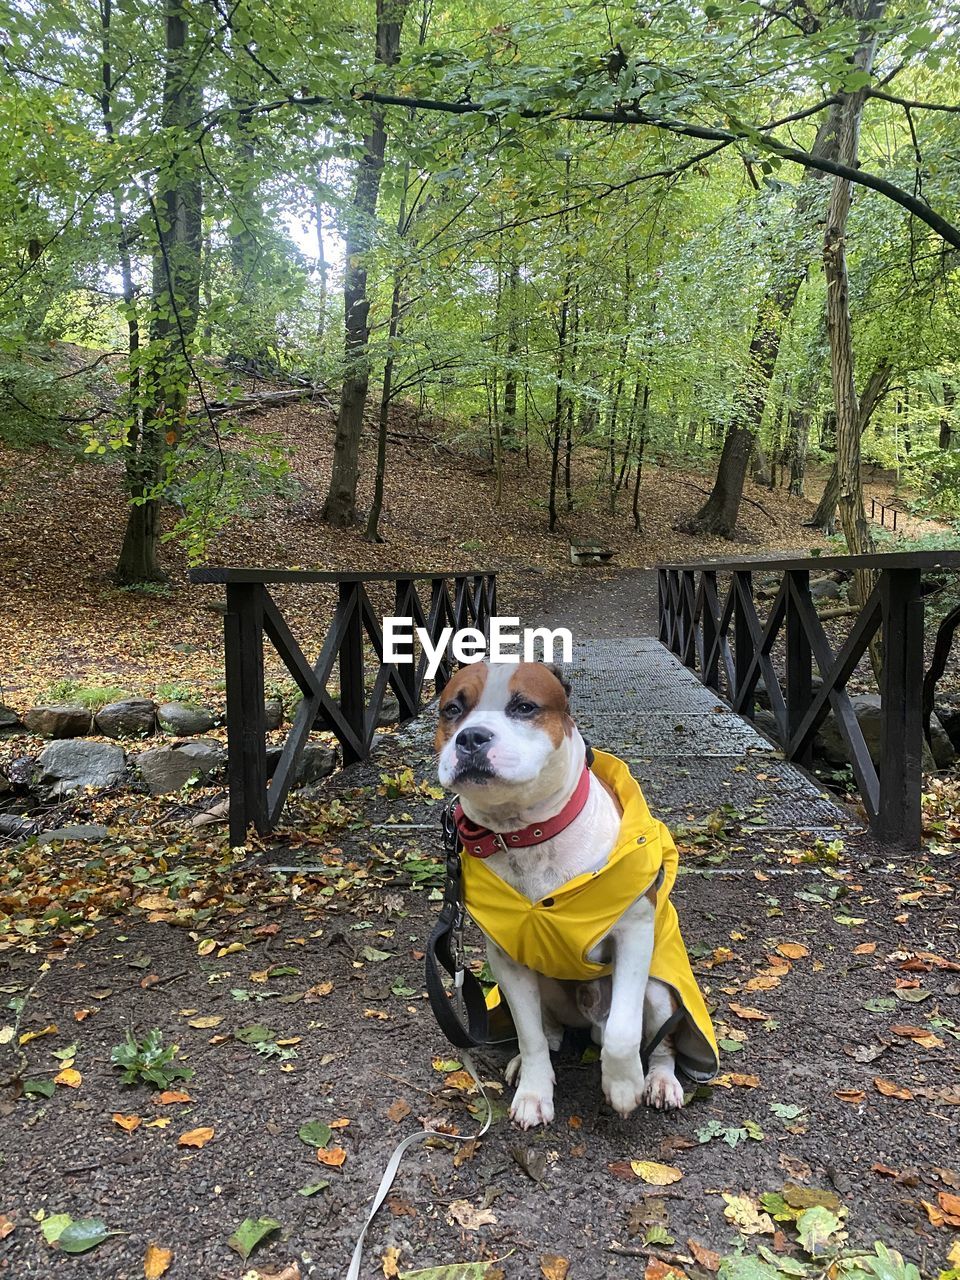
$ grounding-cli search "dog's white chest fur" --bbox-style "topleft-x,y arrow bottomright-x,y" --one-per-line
480,775 -> 621,903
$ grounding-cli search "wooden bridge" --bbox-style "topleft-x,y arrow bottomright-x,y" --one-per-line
190,550 -> 960,849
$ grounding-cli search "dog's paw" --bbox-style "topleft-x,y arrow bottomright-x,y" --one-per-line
505,1053 -> 522,1086
642,1066 -> 685,1111
602,1062 -> 646,1118
510,1086 -> 555,1129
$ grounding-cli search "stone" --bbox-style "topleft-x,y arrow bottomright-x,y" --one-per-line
810,577 -> 842,601
94,698 -> 157,739
929,713 -> 957,769
6,757 -> 35,787
377,693 -> 401,726
0,705 -> 21,731
23,705 -> 92,738
936,702 -> 960,752
38,739 -> 127,797
816,693 -> 936,772
135,739 -> 226,794
264,697 -> 284,731
157,702 -> 216,735
265,743 -> 338,787
0,814 -> 37,838
38,824 -> 110,845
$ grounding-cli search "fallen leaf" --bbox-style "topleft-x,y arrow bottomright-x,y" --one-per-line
227,1216 -> 281,1260
330,1118 -> 351,1129
397,1265 -> 498,1279
715,1073 -> 760,1089
687,1240 -> 720,1272
19,1023 -> 57,1045
874,1078 -> 913,1100
387,1099 -> 412,1123
644,1260 -> 686,1280
187,1016 -> 222,1029
298,1120 -> 332,1148
178,1126 -> 214,1148
0,1215 -> 14,1241
834,1089 -> 865,1104
317,1146 -> 347,1167
144,1243 -> 173,1278
443,1070 -> 477,1093
630,1160 -> 683,1186
156,1090 -> 192,1105
723,1193 -> 776,1236
871,1164 -> 900,1178
448,1199 -> 496,1230
729,1003 -> 766,1021
540,1255 -> 569,1280
795,1206 -> 844,1256
54,1067 -> 81,1088
776,943 -> 809,959
74,1009 -> 93,1022
947,1240 -> 960,1267
383,1245 -> 401,1277
853,942 -> 877,955
112,1113 -> 142,1132
746,975 -> 781,991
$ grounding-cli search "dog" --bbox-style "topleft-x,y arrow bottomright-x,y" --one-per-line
435,660 -> 717,1129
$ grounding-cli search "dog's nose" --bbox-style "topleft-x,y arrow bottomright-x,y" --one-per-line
456,726 -> 493,755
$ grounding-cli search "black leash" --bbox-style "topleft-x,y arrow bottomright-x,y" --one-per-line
424,774 -> 686,1067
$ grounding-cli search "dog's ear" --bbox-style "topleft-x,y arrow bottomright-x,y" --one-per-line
544,663 -> 572,699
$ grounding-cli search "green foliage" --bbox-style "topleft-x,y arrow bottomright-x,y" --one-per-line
44,680 -> 131,709
110,1028 -> 194,1088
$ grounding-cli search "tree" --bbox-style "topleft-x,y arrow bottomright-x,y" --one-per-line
322,0 -> 410,528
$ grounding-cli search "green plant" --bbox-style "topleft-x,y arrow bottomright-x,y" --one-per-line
115,581 -> 173,599
110,1029 -> 194,1088
154,682 -> 199,703
44,680 -> 131,709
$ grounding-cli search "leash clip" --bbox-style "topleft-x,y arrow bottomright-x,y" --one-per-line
441,800 -> 459,855
451,901 -> 466,986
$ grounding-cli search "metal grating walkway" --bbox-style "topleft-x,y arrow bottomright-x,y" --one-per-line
567,639 -> 861,836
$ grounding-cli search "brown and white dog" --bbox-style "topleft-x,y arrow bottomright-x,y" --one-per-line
435,660 -> 684,1129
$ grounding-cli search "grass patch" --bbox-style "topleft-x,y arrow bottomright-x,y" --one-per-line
44,680 -> 131,710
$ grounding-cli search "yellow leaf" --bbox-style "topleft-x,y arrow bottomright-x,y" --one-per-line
156,1090 -> 192,1104
947,1239 -> 960,1266
715,1073 -> 760,1089
249,969 -> 270,983
144,1242 -> 173,1278
382,1245 -> 400,1277
112,1113 -> 142,1132
136,894 -> 172,911
217,943 -> 244,957
776,942 -> 809,959
329,1117 -> 350,1128
443,1070 -> 477,1092
540,1254 -> 570,1280
54,1067 -> 81,1088
187,1016 -> 222,1029
853,942 -> 877,955
146,1118 -> 171,1128
630,1160 -> 683,1185
74,1009 -> 93,1021
19,1023 -> 57,1045
276,1037 -> 302,1046
197,940 -> 216,956
745,975 -> 781,991
874,1078 -> 913,1100
178,1126 -> 214,1148
729,1003 -> 766,1021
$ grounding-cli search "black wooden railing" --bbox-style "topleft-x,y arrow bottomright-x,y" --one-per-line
657,551 -> 960,847
869,497 -> 903,531
188,568 -> 497,846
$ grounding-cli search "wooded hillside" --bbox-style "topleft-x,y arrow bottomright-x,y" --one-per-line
1,0 -> 958,579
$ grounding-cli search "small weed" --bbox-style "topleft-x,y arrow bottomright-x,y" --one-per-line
110,1029 -> 194,1088
116,581 -> 173,598
155,682 -> 199,704
45,680 -> 130,710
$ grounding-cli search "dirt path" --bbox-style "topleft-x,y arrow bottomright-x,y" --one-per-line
1,577 -> 958,1280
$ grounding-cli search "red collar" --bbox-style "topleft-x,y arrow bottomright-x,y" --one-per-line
454,764 -> 593,858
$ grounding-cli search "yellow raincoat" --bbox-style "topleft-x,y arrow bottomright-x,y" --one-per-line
461,750 -> 719,1081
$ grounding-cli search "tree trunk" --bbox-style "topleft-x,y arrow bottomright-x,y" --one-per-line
502,258 -> 520,448
823,0 -> 885,610
548,285 -> 570,534
321,0 -> 408,528
681,106 -> 844,538
809,358 -> 892,531
939,383 -> 956,449
116,0 -> 202,584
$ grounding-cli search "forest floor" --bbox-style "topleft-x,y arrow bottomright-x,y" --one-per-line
1,382 -> 954,712
0,576 -> 958,1280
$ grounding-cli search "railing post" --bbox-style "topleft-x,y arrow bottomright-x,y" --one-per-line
681,571 -> 697,669
733,571 -> 754,716
785,570 -> 813,767
393,578 -> 418,719
338,582 -> 365,765
224,582 -> 267,846
702,570 -> 719,690
877,567 -> 924,846
657,570 -> 667,644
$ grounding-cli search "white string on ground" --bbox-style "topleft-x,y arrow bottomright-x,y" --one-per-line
345,1049 -> 493,1280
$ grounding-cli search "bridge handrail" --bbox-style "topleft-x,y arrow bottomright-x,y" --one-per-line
188,566 -> 497,846
656,550 -> 960,847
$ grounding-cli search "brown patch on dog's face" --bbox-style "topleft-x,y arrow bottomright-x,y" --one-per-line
435,663 -> 489,753
506,663 -> 572,748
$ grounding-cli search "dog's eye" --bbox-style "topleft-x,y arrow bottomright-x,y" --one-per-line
442,702 -> 462,721
513,700 -> 538,716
